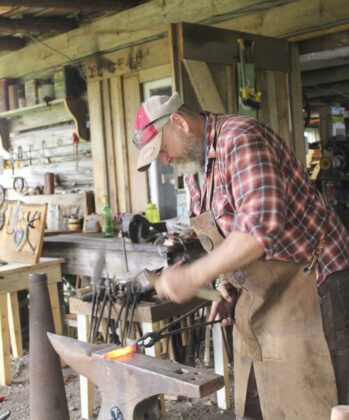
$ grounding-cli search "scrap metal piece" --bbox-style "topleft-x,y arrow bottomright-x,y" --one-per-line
48,334 -> 224,420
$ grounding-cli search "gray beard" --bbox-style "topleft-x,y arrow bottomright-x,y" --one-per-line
174,161 -> 204,175
174,134 -> 204,175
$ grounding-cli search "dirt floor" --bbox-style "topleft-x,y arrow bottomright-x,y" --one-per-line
0,352 -> 236,419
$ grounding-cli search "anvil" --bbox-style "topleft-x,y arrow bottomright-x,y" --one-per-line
48,333 -> 224,420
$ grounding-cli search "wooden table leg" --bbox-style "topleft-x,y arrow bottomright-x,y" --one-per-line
77,314 -> 93,420
141,322 -> 161,357
0,293 -> 11,385
7,292 -> 23,358
213,323 -> 231,410
47,283 -> 63,335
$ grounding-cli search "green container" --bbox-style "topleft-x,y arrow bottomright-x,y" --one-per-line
101,196 -> 113,237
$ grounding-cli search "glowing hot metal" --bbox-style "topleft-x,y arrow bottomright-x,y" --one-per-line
103,344 -> 137,360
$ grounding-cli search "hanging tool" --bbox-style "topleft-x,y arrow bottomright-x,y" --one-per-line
17,146 -> 23,168
72,132 -> 79,172
237,37 -> 261,110
9,147 -> 14,175
28,145 -> 33,166
88,254 -> 106,343
105,278 -> 120,344
41,140 -> 47,165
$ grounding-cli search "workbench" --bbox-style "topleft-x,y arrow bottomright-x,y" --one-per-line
43,232 -> 204,277
0,257 -> 64,385
42,233 -> 231,415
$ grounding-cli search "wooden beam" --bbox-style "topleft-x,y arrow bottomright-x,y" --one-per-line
0,16 -> 77,34
302,66 -> 349,87
304,81 -> 349,99
0,0 -> 349,78
299,29 -> 349,54
287,22 -> 349,43
289,43 -> 306,164
123,74 -> 148,213
218,0 -> 349,40
0,0 -> 130,10
0,35 -> 25,50
183,59 -> 226,113
300,46 -> 349,71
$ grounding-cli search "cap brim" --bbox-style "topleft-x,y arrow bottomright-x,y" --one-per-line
137,131 -> 162,172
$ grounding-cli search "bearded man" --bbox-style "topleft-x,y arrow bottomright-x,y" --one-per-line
132,92 -> 349,420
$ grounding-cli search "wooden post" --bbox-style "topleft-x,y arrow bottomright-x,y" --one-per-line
77,314 -> 93,420
0,293 -> 11,385
141,321 -> 166,416
47,283 -> 63,335
7,292 -> 23,358
212,323 -> 231,410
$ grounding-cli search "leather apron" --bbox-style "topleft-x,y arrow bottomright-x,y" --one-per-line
190,123 -> 338,419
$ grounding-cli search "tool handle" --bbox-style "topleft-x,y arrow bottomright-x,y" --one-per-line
196,287 -> 220,301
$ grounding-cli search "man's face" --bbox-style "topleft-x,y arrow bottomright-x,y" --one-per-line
158,120 -> 204,174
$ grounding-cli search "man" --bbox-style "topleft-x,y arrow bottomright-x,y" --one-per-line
132,92 -> 349,419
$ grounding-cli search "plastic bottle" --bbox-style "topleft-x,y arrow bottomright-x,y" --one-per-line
145,203 -> 160,223
101,196 -> 114,237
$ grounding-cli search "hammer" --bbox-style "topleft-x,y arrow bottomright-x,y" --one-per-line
136,267 -> 220,301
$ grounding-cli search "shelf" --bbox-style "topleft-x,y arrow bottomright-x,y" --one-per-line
0,97 -> 89,151
0,99 -> 65,119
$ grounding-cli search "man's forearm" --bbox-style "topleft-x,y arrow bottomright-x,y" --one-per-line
189,230 -> 265,288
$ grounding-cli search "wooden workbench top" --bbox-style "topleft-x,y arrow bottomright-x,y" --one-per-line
44,232 -> 169,253
0,257 -> 64,274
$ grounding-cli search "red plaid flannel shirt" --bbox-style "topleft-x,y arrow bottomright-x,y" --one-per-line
185,113 -> 349,285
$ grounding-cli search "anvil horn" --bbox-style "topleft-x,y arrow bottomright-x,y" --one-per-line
47,333 -> 109,381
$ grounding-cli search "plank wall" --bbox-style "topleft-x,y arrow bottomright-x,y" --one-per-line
0,123 -> 93,193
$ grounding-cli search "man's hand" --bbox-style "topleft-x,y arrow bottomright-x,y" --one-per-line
209,282 -> 237,327
155,264 -> 199,303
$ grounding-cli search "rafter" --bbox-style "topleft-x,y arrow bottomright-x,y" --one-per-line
0,0 -> 349,79
302,66 -> 349,87
0,0 -> 130,10
0,35 -> 25,49
300,46 -> 349,71
0,16 -> 77,33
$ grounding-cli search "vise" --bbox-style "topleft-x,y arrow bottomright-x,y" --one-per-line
48,333 -> 224,420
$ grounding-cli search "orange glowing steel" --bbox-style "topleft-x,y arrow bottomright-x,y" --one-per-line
103,344 -> 137,359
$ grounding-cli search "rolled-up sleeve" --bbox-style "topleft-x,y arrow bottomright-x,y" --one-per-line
226,133 -> 286,259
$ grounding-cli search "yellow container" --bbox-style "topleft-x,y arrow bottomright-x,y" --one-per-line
145,203 -> 160,223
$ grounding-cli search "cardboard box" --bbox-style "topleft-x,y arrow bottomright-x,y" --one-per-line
53,66 -> 84,99
25,79 -> 39,106
8,84 -> 19,110
0,79 -> 10,112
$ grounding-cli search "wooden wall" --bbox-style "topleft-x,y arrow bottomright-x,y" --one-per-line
0,122 -> 93,193
86,24 -> 305,215
86,39 -> 171,213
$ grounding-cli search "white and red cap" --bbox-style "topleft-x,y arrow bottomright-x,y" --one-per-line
133,92 -> 183,171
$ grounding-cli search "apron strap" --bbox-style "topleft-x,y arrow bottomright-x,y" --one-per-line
205,116 -> 230,211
